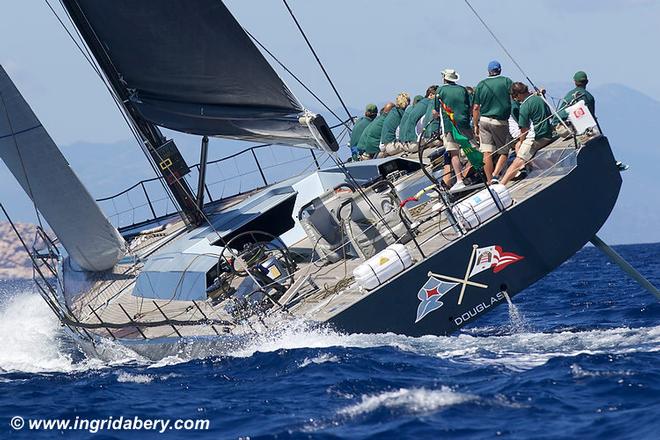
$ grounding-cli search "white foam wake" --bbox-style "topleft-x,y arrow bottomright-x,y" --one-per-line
2,292 -> 659,374
89,319 -> 660,372
214,320 -> 660,372
298,353 -> 340,368
338,387 -> 475,417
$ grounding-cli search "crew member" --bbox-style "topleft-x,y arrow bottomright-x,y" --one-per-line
399,87 -> 436,153
433,69 -> 474,192
421,87 -> 441,143
500,82 -> 553,185
380,93 -> 410,157
358,103 -> 393,159
473,60 -> 514,183
558,70 -> 595,119
350,104 -> 377,160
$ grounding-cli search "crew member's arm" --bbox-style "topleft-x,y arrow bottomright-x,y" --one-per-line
472,104 -> 481,136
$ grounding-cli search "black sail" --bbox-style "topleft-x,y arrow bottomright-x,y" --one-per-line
62,0 -> 316,145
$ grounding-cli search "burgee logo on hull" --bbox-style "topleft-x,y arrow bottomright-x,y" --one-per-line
415,245 -> 524,323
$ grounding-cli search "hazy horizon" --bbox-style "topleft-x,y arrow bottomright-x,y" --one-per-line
1,1 -> 659,245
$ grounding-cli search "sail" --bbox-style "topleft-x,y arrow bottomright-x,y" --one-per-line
60,0 -> 322,146
0,66 -> 126,272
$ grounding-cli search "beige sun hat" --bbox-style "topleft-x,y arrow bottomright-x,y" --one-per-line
441,69 -> 460,82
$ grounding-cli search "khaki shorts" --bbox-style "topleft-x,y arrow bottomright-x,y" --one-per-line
402,142 -> 419,153
443,126 -> 475,152
517,137 -> 552,162
420,137 -> 443,150
478,117 -> 512,155
381,141 -> 405,156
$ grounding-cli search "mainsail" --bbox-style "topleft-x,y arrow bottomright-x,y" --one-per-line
0,66 -> 126,272
60,0 -> 326,147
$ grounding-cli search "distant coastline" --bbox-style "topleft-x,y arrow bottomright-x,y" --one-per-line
0,222 -> 37,280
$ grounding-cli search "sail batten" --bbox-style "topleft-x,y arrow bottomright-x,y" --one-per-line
61,0 -> 317,145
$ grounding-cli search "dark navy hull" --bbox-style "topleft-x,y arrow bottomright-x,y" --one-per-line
330,137 -> 622,336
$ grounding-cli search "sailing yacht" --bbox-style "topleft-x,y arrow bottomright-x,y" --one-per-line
1,0 -> 657,357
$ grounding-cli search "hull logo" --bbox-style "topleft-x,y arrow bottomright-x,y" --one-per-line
415,244 -> 524,323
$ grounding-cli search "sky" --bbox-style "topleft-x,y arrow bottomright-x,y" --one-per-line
1,0 -> 659,144
1,0 -> 660,243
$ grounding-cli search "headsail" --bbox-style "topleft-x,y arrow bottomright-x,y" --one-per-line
0,66 -> 126,272
60,0 -> 330,147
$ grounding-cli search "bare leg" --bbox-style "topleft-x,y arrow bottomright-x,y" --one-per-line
443,164 -> 452,186
451,151 -> 463,182
493,153 -> 509,179
500,157 -> 525,185
462,163 -> 472,179
483,151 -> 493,182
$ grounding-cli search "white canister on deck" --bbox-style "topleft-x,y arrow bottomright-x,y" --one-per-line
353,243 -> 414,290
451,184 -> 512,230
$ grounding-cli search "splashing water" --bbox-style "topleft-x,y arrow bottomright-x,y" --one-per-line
1,244 -> 659,439
503,291 -> 531,333
0,291 -> 79,374
0,290 -> 143,374
1,290 -> 659,375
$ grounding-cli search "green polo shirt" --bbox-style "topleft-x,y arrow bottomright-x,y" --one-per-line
399,97 -> 430,142
436,83 -> 471,130
558,86 -> 595,119
473,75 -> 513,120
518,95 -> 552,140
358,113 -> 387,154
422,99 -> 439,137
380,107 -> 405,144
349,116 -> 374,148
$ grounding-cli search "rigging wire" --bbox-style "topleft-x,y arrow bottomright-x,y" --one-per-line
281,0 -> 354,124
463,0 -> 539,91
463,0 -> 573,134
44,0 -> 390,283
44,0 -> 100,77
44,0 -> 188,218
0,92 -> 45,232
244,28 -> 350,130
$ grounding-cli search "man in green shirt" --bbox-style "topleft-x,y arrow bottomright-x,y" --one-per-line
398,94 -> 423,141
422,89 -> 444,138
501,82 -> 554,185
432,69 -> 475,192
380,92 -> 410,157
473,60 -> 514,183
350,104 -> 377,159
358,103 -> 393,159
557,71 -> 595,120
400,86 -> 437,153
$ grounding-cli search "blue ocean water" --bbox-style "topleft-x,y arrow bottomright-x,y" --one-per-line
0,243 -> 659,440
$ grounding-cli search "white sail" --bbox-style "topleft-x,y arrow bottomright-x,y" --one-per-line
0,66 -> 126,272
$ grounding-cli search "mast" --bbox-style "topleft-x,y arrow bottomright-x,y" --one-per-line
60,0 -> 203,226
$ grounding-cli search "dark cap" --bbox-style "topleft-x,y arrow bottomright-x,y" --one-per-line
573,71 -> 588,82
365,104 -> 378,113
